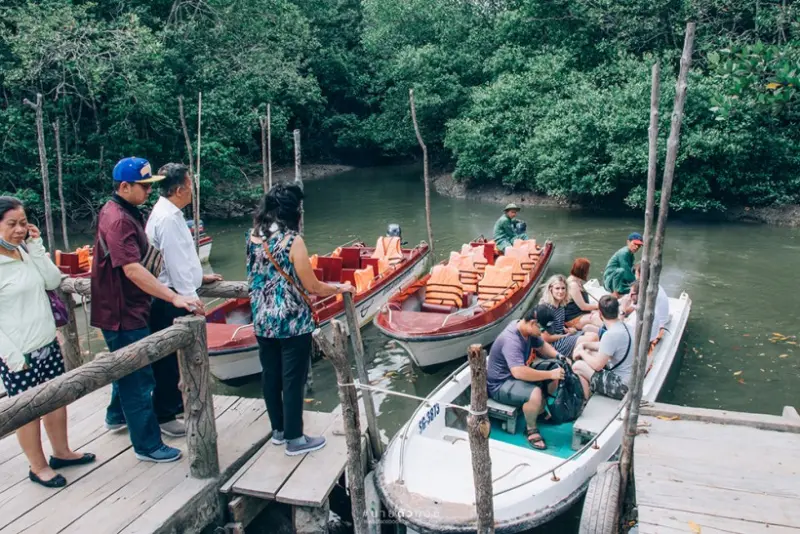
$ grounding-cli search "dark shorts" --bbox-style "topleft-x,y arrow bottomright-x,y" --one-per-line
491,378 -> 541,407
0,339 -> 65,397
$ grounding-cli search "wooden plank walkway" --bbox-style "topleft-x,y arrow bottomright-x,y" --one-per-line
0,387 -> 270,534
635,402 -> 800,534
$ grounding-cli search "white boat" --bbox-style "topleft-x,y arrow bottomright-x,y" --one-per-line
375,280 -> 691,533
187,219 -> 212,263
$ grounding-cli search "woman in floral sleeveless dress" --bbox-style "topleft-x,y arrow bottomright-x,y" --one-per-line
247,184 -> 354,456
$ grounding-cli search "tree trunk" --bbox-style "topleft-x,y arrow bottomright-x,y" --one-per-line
54,286 -> 82,371
176,315 -> 219,479
409,89 -> 434,255
178,95 -> 199,251
267,103 -> 272,190
23,94 -> 55,252
52,119 -> 69,250
293,128 -> 303,235
618,23 -> 695,505
260,114 -> 268,193
343,292 -> 383,460
313,321 -> 367,534
466,344 -> 494,533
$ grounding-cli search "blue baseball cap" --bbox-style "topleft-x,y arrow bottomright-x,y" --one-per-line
112,157 -> 165,184
628,232 -> 644,245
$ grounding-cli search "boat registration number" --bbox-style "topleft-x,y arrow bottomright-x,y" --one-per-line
417,403 -> 441,433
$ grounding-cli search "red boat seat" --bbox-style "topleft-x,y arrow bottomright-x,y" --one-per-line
342,268 -> 357,285
339,247 -> 362,269
317,256 -> 343,282
478,265 -> 515,308
420,303 -> 457,314
372,236 -> 403,265
361,256 -> 389,276
313,268 -> 324,280
424,264 -> 463,308
495,255 -> 527,284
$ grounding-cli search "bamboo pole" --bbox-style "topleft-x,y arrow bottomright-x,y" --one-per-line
408,89 -> 434,255
343,292 -> 383,460
466,344 -> 494,533
293,129 -> 303,235
194,92 -> 202,254
618,23 -> 695,504
54,285 -> 82,371
619,60 -> 661,488
178,95 -> 198,250
268,104 -> 272,190
313,321 -> 368,534
52,119 -> 69,250
260,114 -> 268,193
23,94 -> 55,252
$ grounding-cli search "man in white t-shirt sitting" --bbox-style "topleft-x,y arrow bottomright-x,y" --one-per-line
572,295 -> 633,400
620,263 -> 670,342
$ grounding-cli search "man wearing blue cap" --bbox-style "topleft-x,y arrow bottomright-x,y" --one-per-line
90,157 -> 204,463
602,232 -> 643,297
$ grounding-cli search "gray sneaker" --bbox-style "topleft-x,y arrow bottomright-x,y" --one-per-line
285,434 -> 326,456
159,420 -> 186,437
271,430 -> 285,445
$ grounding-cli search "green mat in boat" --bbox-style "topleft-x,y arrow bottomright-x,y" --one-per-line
489,413 -> 575,459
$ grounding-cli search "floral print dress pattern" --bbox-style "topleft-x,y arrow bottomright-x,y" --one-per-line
247,231 -> 316,339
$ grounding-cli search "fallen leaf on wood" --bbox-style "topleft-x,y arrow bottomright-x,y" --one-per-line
733,370 -> 743,376
688,520 -> 702,533
656,415 -> 680,421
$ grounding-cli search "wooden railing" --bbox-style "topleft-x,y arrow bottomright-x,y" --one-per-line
0,278 -> 249,480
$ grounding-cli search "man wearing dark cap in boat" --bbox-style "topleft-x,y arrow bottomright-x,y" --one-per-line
602,232 -> 643,297
493,203 -> 528,254
486,306 -> 564,450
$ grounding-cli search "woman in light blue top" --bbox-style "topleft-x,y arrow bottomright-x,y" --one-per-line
247,184 -> 353,456
0,197 -> 95,488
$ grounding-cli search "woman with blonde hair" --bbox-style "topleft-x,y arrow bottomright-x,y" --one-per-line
538,274 -> 598,357
565,258 -> 602,333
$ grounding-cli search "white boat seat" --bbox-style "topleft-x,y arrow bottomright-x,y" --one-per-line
487,398 -> 519,435
572,395 -> 620,450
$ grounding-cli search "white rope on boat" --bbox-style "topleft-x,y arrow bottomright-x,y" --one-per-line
336,380 -> 489,416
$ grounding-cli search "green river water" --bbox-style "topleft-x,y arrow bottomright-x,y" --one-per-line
73,164 -> 799,532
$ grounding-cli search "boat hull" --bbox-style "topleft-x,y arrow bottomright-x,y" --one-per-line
199,239 -> 212,263
208,251 -> 430,382
375,283 -> 692,533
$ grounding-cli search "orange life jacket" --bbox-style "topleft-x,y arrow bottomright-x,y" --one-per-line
425,264 -> 463,308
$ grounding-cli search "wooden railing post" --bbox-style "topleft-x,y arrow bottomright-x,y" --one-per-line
467,344 -> 494,533
314,321 -> 368,534
55,286 -> 82,371
342,292 -> 383,460
176,315 -> 219,479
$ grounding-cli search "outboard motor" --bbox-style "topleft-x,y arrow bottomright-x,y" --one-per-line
513,220 -> 527,236
387,223 -> 407,245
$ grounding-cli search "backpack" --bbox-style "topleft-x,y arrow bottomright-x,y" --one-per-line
533,357 -> 585,424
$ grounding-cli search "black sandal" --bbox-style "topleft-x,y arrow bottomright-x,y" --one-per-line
49,453 -> 96,469
525,428 -> 547,450
29,470 -> 67,488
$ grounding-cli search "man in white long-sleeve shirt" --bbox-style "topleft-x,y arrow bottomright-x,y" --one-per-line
146,163 -> 222,436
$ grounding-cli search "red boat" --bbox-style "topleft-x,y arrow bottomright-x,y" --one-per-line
55,247 -> 93,305
205,236 -> 431,382
373,238 -> 554,369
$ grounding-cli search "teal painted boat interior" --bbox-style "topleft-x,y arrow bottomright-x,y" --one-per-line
489,413 -> 575,459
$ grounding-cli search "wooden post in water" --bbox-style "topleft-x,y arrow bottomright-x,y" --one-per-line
343,292 -> 383,460
194,92 -> 203,254
620,60 -> 661,485
52,119 -> 69,250
268,104 -> 272,190
466,344 -> 494,533
313,321 -> 368,534
619,22 -> 695,504
176,315 -> 220,479
260,112 -> 269,193
178,95 -> 199,251
23,94 -> 55,253
409,89 -> 434,255
55,285 -> 82,371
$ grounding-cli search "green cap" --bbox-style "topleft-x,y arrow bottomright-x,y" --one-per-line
504,203 -> 521,212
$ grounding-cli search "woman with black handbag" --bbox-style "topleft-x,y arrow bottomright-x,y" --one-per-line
248,184 -> 354,456
0,197 -> 95,487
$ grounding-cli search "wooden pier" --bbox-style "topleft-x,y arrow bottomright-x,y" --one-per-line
634,402 -> 800,534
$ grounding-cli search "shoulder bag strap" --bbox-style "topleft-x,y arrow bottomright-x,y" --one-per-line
261,238 -> 320,323
609,322 -> 633,371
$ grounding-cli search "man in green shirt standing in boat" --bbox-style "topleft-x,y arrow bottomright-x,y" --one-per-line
493,203 -> 528,253
603,232 -> 643,296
